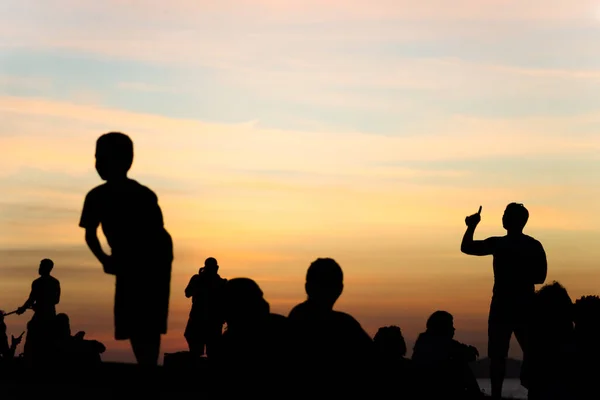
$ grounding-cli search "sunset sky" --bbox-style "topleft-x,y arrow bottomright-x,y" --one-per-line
2,0 -> 600,363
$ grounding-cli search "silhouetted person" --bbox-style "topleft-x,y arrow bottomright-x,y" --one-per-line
527,282 -> 574,400
288,258 -> 373,385
16,258 -> 60,364
0,311 -> 23,361
373,326 -> 418,397
573,295 -> 600,399
184,257 -> 227,358
412,311 -> 482,399
53,313 -> 106,368
215,278 -> 289,392
461,203 -> 547,398
79,132 -> 173,366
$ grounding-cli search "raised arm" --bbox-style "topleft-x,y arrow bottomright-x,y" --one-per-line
460,206 -> 497,256
461,228 -> 497,256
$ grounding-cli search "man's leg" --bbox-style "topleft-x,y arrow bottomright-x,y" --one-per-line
513,321 -> 530,389
488,312 -> 513,399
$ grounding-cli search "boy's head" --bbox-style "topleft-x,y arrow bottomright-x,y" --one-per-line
305,258 -> 344,309
574,295 -> 600,333
39,259 -> 54,276
55,313 -> 72,337
95,132 -> 134,181
374,325 -> 407,358
426,310 -> 455,339
223,278 -> 270,328
502,202 -> 529,232
536,281 -> 572,309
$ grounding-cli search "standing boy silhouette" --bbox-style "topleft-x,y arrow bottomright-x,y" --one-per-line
79,132 -> 173,366
461,203 -> 547,399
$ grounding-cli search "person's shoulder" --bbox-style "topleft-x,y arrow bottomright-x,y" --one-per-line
523,234 -> 543,246
331,310 -> 364,327
288,301 -> 309,319
84,184 -> 108,200
129,180 -> 158,199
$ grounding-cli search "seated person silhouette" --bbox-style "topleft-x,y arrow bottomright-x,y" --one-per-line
287,258 -> 373,383
184,257 -> 227,359
215,278 -> 289,391
373,326 -> 418,397
0,311 -> 24,362
79,132 -> 174,366
461,203 -> 547,398
16,258 -> 60,365
53,313 -> 106,368
527,282 -> 575,400
573,295 -> 600,399
412,311 -> 482,399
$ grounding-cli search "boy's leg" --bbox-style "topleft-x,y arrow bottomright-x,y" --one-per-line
130,334 -> 161,366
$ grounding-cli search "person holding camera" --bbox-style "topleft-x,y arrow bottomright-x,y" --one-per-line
184,258 -> 227,359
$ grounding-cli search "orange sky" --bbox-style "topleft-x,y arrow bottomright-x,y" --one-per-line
2,0 -> 600,362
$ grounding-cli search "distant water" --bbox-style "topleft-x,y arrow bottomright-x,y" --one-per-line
477,379 -> 527,399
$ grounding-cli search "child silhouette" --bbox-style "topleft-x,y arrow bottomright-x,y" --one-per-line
79,132 -> 173,366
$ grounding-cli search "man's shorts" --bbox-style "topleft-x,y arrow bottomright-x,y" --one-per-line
488,298 -> 532,359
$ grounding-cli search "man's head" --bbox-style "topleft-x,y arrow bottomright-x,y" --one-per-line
502,202 -> 529,232
39,259 -> 54,276
95,132 -> 134,181
305,258 -> 344,309
204,257 -> 219,274
426,310 -> 455,339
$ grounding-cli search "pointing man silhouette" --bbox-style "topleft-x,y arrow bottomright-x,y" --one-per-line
461,203 -> 547,399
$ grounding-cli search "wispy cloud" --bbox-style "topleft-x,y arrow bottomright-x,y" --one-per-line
116,81 -> 178,93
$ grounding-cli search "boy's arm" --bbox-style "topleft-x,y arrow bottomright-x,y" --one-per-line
80,189 -> 109,265
85,228 -> 110,265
